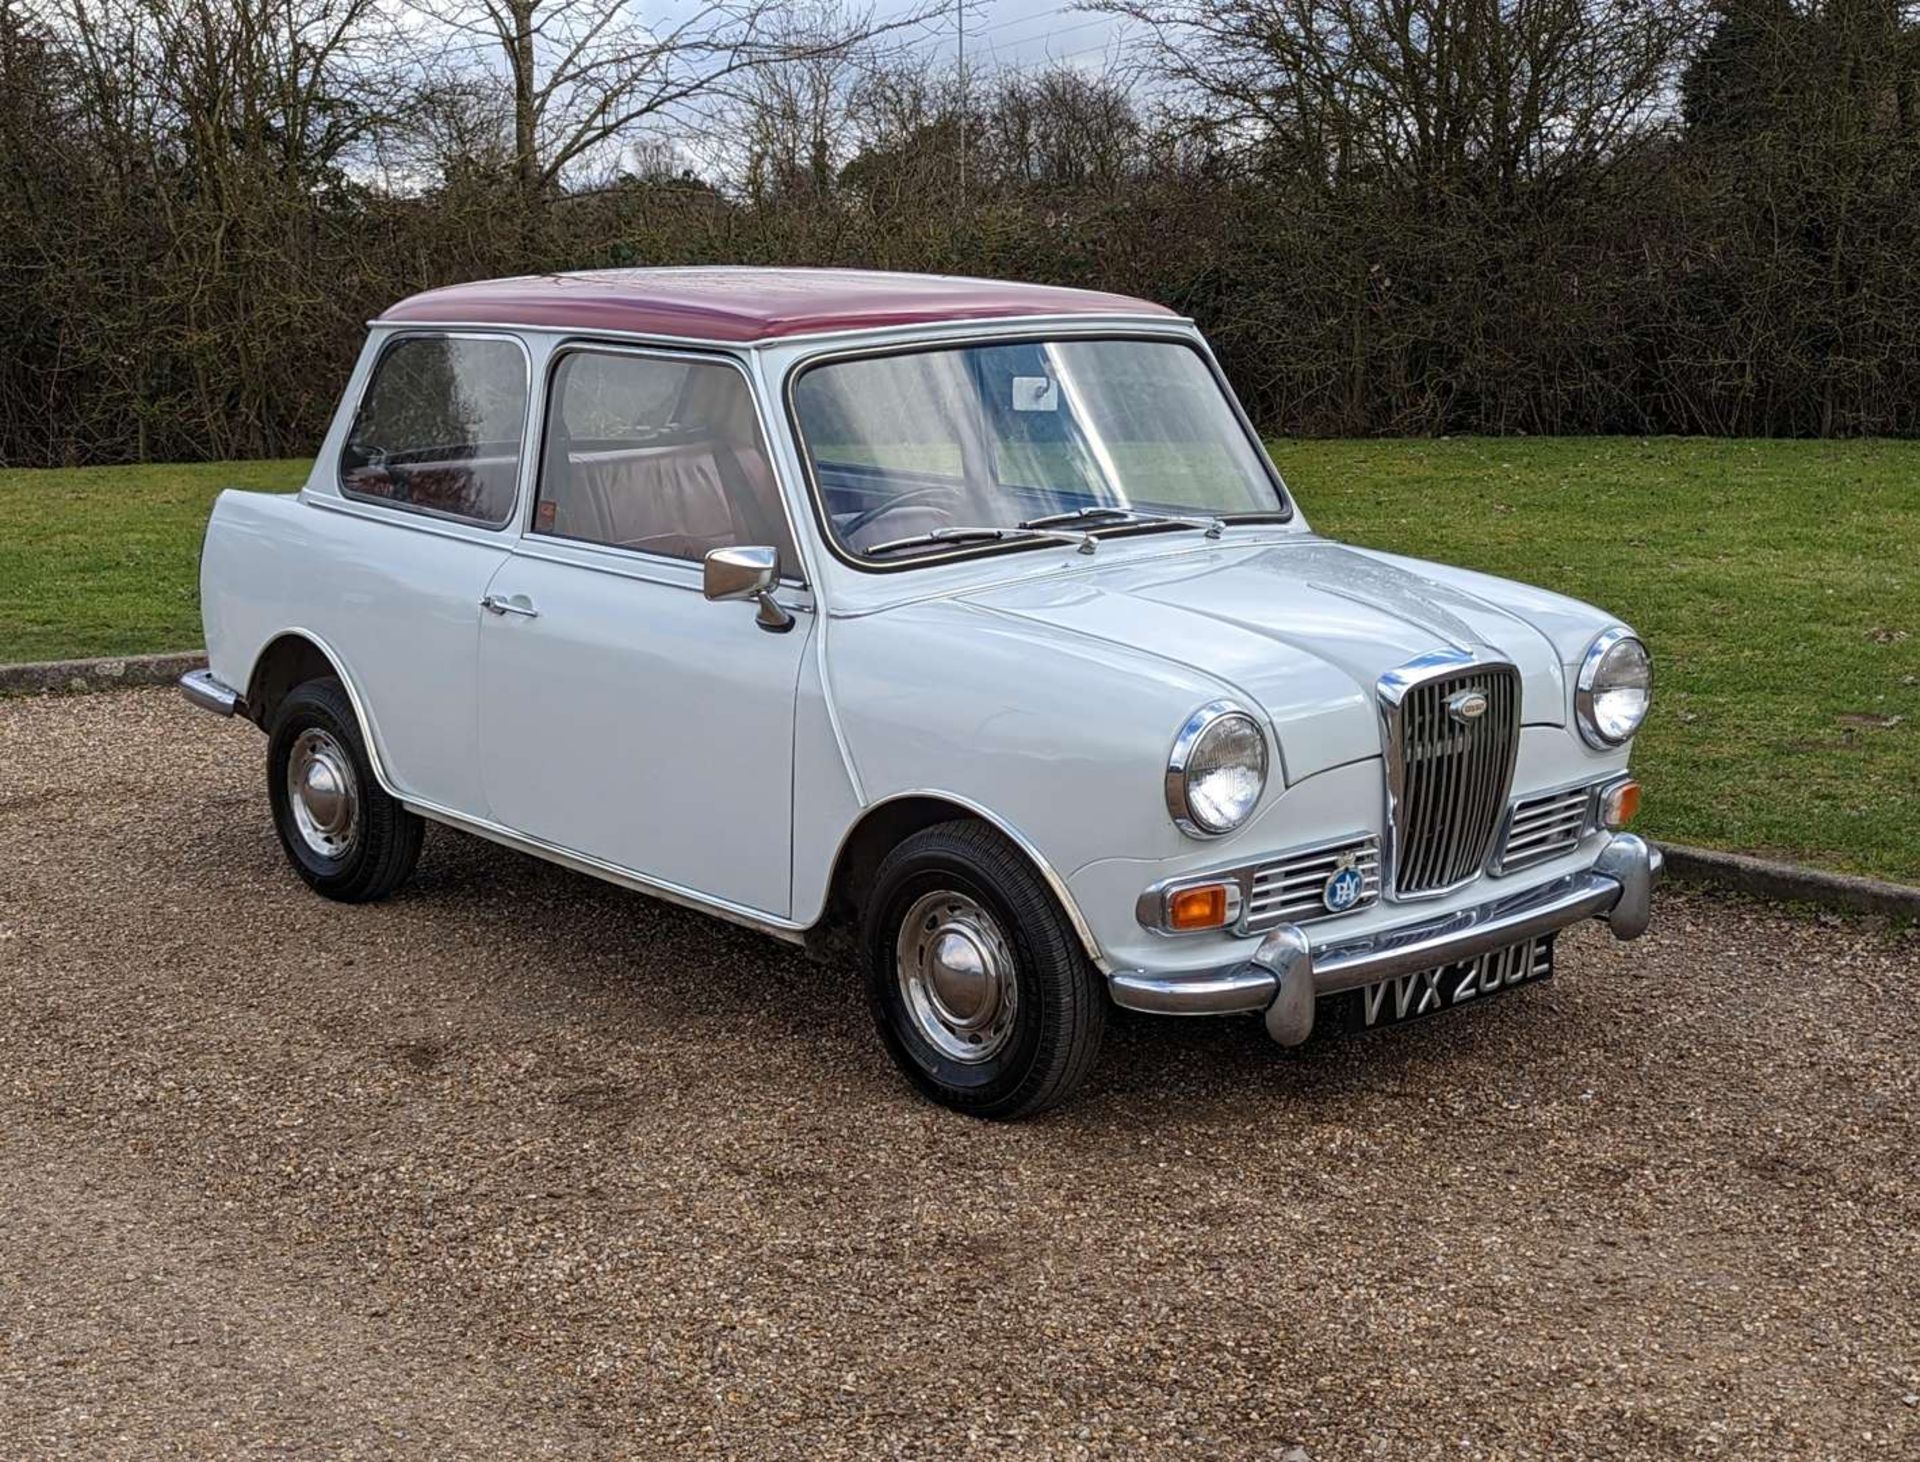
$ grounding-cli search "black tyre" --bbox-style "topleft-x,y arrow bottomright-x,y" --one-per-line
266,677 -> 423,902
863,820 -> 1107,1118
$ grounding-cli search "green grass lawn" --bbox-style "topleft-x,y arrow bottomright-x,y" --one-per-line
2,441 -> 1915,882
1289,438 -> 1919,884
0,459 -> 309,663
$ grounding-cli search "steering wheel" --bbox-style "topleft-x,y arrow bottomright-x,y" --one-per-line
838,483 -> 963,538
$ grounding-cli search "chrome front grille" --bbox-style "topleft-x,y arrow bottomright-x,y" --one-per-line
1241,836 -> 1380,933
1494,785 -> 1594,874
1385,661 -> 1520,896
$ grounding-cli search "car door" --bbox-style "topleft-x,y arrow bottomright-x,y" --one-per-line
476,344 -> 812,917
325,330 -> 531,816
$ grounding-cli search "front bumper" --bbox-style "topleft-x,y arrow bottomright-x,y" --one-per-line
1107,833 -> 1661,1044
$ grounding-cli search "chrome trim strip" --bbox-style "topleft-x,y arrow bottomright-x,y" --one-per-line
502,536 -> 817,618
403,799 -> 809,943
178,669 -> 242,717
304,491 -> 524,549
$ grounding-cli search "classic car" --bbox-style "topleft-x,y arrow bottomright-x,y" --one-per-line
183,267 -> 1660,1117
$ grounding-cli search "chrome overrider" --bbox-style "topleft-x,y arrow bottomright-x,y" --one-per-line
1108,832 -> 1663,1046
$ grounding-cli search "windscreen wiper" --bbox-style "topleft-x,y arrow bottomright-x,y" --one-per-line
864,524 -> 1098,559
1021,506 -> 1225,538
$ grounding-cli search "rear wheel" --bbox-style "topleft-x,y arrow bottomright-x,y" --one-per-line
863,820 -> 1106,1118
267,677 -> 422,902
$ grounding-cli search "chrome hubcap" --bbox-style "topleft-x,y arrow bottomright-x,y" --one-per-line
895,891 -> 1018,1063
286,728 -> 359,859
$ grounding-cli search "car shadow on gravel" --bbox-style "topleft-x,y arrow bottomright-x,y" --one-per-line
379,819 -> 1552,1128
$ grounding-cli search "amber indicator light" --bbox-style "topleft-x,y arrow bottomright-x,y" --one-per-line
1602,780 -> 1642,829
1166,884 -> 1231,931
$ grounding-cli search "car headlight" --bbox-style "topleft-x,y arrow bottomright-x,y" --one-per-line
1166,702 -> 1268,837
1576,628 -> 1652,748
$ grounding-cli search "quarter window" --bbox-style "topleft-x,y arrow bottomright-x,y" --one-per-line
533,350 -> 796,571
339,335 -> 527,526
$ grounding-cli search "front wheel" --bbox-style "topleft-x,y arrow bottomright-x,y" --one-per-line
266,677 -> 423,902
863,821 -> 1107,1118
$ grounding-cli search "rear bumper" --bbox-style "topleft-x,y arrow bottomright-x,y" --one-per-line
179,669 -> 244,718
1107,833 -> 1661,1043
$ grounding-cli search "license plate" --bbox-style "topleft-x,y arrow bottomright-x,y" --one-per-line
1338,936 -> 1553,1032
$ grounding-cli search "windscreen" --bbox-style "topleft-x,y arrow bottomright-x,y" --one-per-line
791,337 -> 1286,561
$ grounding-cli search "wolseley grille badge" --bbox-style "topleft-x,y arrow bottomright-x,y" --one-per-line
1447,689 -> 1490,724
1322,851 -> 1365,913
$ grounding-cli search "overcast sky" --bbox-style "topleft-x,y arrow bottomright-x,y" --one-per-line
878,0 -> 1140,75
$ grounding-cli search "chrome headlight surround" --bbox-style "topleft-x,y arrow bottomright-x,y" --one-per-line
1575,627 -> 1653,749
1165,700 -> 1269,838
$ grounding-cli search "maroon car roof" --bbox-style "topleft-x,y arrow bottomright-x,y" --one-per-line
380,267 -> 1179,342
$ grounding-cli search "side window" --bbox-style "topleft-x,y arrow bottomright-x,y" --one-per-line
339,335 -> 527,527
533,350 -> 797,571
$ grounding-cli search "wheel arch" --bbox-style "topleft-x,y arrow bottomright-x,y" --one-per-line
819,792 -> 1106,968
243,630 -> 399,795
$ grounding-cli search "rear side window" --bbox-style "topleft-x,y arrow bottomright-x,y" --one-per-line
339,335 -> 527,526
533,349 -> 797,572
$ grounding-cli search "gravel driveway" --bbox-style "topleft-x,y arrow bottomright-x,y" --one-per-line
2,689 -> 1916,1459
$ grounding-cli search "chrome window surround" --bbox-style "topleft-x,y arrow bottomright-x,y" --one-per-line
1135,832 -> 1380,937
780,328 -> 1294,576
1376,648 -> 1521,902
1489,779 -> 1598,877
335,329 -> 533,531
529,340 -> 811,586
1163,699 -> 1270,839
1575,626 -> 1650,749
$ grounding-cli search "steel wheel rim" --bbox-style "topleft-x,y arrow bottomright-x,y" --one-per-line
895,889 -> 1019,1064
286,727 -> 360,860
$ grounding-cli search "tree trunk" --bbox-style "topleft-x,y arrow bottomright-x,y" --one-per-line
510,0 -> 541,221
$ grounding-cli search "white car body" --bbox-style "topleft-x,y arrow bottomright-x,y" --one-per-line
185,268 -> 1659,1088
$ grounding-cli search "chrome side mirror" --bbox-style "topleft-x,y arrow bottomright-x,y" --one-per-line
703,545 -> 794,633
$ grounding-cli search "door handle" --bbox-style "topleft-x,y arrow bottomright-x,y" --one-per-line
480,593 -> 539,619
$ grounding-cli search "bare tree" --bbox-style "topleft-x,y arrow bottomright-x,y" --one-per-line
727,4 -> 879,204
1091,0 -> 1699,194
47,0 -> 401,182
407,0 -> 937,205
986,65 -> 1142,191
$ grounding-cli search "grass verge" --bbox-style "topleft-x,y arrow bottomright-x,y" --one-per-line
0,460 -> 309,663
1291,437 -> 1917,884
1,440 -> 1913,881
